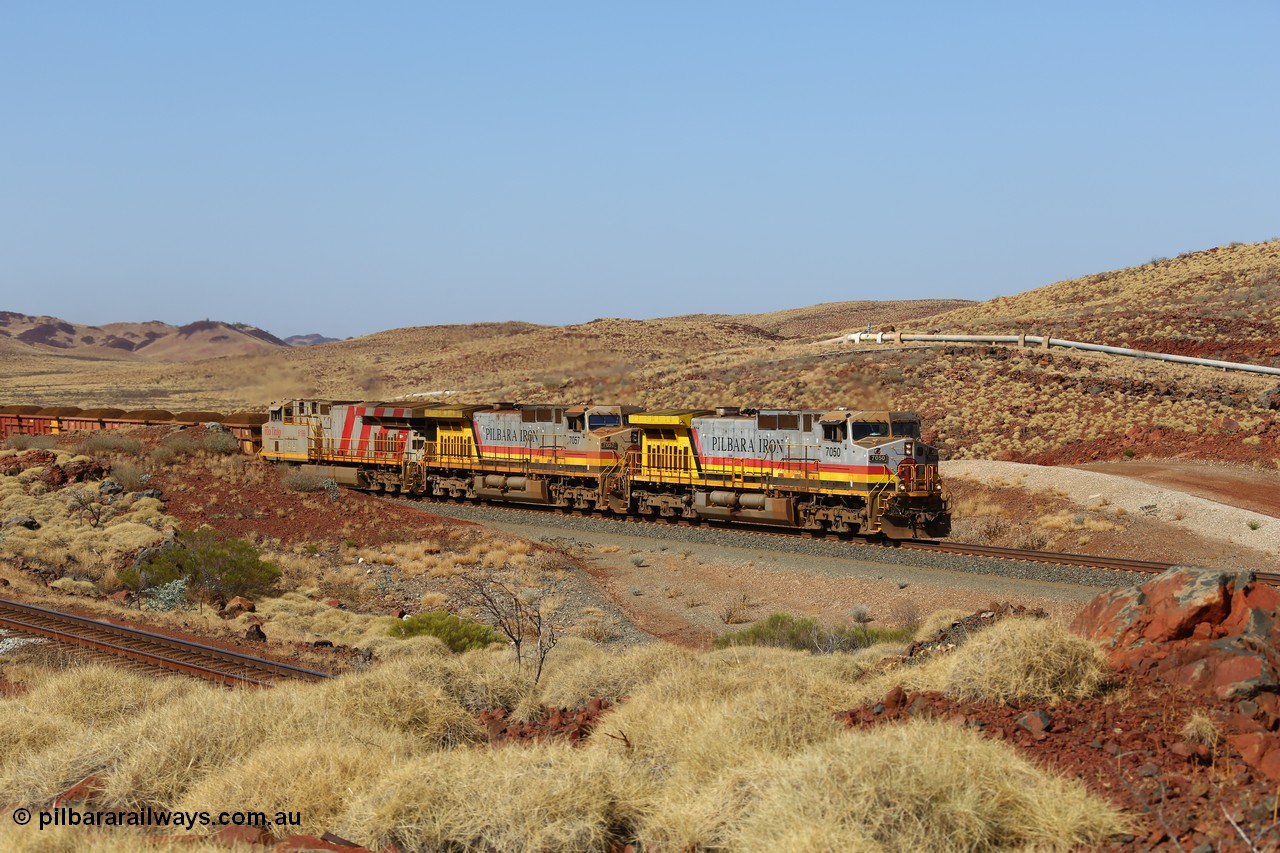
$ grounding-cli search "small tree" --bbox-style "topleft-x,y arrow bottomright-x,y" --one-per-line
850,604 -> 874,646
65,488 -> 113,529
127,528 -> 280,604
457,571 -> 561,683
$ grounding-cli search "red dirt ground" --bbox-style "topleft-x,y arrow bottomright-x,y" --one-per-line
840,671 -> 1277,852
1075,459 -> 1280,519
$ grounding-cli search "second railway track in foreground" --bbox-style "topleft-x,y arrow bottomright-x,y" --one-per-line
0,598 -> 330,687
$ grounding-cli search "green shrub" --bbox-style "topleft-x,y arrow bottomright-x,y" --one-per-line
148,430 -> 238,464
110,461 -> 149,492
125,529 -> 280,602
201,432 -> 240,454
282,467 -> 326,492
75,433 -> 143,456
2,434 -> 56,450
714,612 -> 913,654
150,433 -> 198,465
388,611 -> 504,653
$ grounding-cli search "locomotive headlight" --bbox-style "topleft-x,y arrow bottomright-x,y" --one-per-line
904,441 -> 914,456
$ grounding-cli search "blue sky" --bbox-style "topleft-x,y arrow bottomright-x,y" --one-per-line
3,2 -> 1277,338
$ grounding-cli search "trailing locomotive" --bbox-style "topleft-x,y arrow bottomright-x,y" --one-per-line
259,400 -> 950,539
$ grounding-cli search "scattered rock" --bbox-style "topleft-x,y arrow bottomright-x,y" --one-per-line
1074,566 -> 1280,782
478,699 -> 614,745
272,835 -> 371,852
245,624 -> 267,643
907,602 -> 1048,660
221,595 -> 256,618
215,824 -> 273,846
1017,709 -> 1053,740
98,478 -> 123,495
53,773 -> 105,806
2,514 -> 39,531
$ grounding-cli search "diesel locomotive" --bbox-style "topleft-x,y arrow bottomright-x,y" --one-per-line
258,400 -> 950,539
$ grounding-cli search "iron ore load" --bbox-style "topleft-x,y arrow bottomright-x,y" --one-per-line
259,400 -> 951,539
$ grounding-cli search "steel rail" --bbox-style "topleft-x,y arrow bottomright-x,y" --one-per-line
0,598 -> 331,685
896,540 -> 1177,574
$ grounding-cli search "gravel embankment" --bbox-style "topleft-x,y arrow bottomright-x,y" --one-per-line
944,460 -> 1280,559
406,499 -> 1141,590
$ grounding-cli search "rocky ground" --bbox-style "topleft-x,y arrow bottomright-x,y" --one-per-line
833,568 -> 1280,852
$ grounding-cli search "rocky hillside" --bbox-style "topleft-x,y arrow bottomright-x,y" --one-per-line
284,333 -> 344,347
924,241 -> 1280,364
0,313 -> 288,361
675,298 -> 974,340
2,245 -> 1278,469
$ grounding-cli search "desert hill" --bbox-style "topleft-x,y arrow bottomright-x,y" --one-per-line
285,333 -> 344,347
924,241 -> 1280,363
673,298 -> 974,339
0,313 -> 288,361
2,242 -> 1278,469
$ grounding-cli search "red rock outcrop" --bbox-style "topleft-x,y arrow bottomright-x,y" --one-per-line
1073,566 -> 1280,781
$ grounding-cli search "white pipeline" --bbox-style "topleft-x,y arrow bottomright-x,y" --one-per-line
844,332 -> 1280,378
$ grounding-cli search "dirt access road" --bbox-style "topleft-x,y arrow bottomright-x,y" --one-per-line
1074,459 -> 1280,518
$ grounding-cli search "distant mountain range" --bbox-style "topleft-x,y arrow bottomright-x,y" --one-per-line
0,312 -> 338,361
283,333 -> 343,347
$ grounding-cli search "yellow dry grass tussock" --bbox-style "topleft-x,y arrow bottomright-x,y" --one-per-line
303,657 -> 485,746
342,743 -> 647,853
534,638 -> 698,709
834,615 -> 1110,710
0,708 -> 78,779
22,664 -> 196,728
588,651 -> 854,787
0,822 -> 242,853
364,643 -> 537,712
945,617 -> 1109,705
0,477 -> 173,573
1,666 -> 481,811
726,719 -> 1126,852
1038,509 -> 1121,533
913,607 -> 972,642
248,592 -> 396,648
178,739 -> 395,837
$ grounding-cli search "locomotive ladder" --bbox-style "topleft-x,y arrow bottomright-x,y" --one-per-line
868,478 -> 892,533
602,449 -> 639,502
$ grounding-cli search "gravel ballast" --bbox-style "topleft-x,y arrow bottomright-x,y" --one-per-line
405,499 -> 1142,590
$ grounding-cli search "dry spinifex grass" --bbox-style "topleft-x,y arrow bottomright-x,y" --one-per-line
0,612 -> 1124,852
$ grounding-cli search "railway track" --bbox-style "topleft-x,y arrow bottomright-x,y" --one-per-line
398,493 -> 1273,580
895,540 -> 1176,574
0,598 -> 331,687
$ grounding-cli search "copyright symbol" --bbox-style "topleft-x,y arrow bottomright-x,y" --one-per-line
12,808 -> 30,825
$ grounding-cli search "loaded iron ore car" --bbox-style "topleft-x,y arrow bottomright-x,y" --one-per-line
260,400 -> 950,539
0,405 -> 267,454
